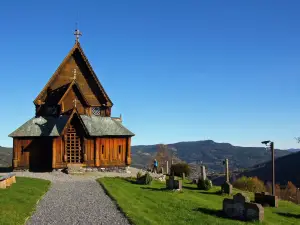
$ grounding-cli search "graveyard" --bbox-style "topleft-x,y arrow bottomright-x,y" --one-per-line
99,176 -> 300,225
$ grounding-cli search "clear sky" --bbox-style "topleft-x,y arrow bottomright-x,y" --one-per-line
0,0 -> 300,149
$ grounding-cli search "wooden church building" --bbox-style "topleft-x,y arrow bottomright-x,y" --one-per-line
9,30 -> 134,171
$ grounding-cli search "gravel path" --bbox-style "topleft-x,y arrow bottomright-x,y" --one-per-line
26,179 -> 130,225
0,168 -> 163,225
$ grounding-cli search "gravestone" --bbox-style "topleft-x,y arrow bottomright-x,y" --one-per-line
166,161 -> 169,174
221,159 -> 233,194
255,192 -> 278,208
182,172 -> 185,180
166,175 -> 182,190
223,193 -> 264,222
200,165 -> 206,180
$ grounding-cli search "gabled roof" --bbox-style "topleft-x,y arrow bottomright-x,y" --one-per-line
9,115 -> 135,137
57,80 -> 89,106
33,42 -> 113,106
61,108 -> 89,136
8,116 -> 69,137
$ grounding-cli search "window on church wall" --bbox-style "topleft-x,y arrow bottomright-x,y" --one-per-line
118,145 -> 121,154
102,145 -> 104,155
92,107 -> 101,116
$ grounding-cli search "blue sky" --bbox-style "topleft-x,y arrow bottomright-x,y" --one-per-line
1,0 -> 300,149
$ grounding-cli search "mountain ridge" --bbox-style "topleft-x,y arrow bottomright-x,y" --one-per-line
131,140 -> 291,172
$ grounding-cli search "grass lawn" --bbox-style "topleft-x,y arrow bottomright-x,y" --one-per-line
99,177 -> 300,225
0,177 -> 51,225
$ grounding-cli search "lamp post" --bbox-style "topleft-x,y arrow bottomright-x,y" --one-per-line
261,140 -> 275,196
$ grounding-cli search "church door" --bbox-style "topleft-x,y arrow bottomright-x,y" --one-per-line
65,124 -> 83,163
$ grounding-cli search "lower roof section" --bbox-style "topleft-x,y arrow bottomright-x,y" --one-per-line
9,115 -> 135,137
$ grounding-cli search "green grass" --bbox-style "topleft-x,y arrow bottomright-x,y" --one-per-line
98,177 -> 300,225
0,177 -> 51,225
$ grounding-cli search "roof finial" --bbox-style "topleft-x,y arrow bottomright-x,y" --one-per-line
74,22 -> 82,43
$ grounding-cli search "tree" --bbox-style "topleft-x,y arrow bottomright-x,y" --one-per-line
148,144 -> 171,172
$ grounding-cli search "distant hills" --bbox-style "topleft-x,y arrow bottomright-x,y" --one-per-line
132,140 -> 291,172
0,146 -> 12,167
240,151 -> 300,186
0,140 -> 293,176
287,148 -> 300,153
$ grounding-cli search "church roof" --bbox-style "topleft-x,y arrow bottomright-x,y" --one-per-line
9,115 -> 134,137
33,42 -> 113,106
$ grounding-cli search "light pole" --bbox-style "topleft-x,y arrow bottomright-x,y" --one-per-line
261,140 -> 275,196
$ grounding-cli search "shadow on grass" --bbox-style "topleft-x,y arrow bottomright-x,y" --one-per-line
183,186 -> 198,190
193,207 -> 247,222
123,178 -> 141,185
199,191 -> 223,195
276,212 -> 300,219
140,187 -> 169,191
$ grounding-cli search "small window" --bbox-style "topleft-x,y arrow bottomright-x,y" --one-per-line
102,145 -> 104,154
118,145 -> 121,154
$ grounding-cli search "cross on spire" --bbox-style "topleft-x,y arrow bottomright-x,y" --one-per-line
74,29 -> 82,43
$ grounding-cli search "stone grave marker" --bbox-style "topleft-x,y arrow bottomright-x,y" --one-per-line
200,165 -> 206,180
223,193 -> 264,222
166,175 -> 182,190
221,159 -> 233,194
255,192 -> 278,208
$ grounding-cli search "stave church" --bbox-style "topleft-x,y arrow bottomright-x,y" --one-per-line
9,30 -> 134,171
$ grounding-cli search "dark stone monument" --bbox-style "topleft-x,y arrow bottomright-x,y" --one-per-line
223,193 -> 264,222
254,192 -> 278,208
166,175 -> 182,190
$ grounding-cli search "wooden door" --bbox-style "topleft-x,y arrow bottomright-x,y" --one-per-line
65,125 -> 82,163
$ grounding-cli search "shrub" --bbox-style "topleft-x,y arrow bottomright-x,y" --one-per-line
233,176 -> 265,193
136,172 -> 153,185
170,163 -> 191,177
197,178 -> 213,190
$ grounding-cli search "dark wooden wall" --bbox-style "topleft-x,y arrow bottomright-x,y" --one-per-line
13,138 -> 52,171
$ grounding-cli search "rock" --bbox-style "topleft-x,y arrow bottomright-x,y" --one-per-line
158,175 -> 166,182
